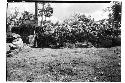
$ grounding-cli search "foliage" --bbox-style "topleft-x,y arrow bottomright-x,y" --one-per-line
8,12 -> 121,48
7,2 -> 121,48
104,1 -> 121,29
38,3 -> 53,17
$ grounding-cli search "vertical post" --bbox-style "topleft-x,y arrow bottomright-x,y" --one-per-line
6,3 -> 8,32
34,2 -> 38,47
35,2 -> 38,26
41,3 -> 45,27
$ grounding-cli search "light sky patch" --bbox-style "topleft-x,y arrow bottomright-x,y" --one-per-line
51,3 -> 110,21
7,2 -> 110,22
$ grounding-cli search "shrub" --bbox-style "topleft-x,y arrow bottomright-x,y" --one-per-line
7,13 -> 121,48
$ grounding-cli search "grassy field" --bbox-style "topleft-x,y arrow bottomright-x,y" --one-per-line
6,44 -> 121,82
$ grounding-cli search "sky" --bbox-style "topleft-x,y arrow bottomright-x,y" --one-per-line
7,2 -> 111,23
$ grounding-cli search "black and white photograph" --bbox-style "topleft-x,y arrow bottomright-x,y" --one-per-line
6,0 -> 121,82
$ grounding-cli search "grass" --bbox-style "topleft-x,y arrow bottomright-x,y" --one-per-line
6,45 -> 121,82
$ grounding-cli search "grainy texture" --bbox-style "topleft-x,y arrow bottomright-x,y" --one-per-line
6,45 -> 121,82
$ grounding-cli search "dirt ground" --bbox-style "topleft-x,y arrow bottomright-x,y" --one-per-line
6,43 -> 121,82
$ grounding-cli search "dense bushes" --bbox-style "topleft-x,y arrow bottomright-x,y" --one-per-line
7,12 -> 121,48
34,15 -> 121,48
6,1 -> 121,48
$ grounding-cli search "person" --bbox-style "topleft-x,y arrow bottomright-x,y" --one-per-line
7,33 -> 23,56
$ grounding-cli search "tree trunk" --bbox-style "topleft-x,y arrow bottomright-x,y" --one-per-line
35,2 -> 38,25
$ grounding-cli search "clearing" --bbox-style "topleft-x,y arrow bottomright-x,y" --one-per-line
6,44 -> 121,82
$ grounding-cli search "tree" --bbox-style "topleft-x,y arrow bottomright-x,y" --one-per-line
112,1 -> 121,29
38,3 -> 53,26
104,1 -> 122,29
